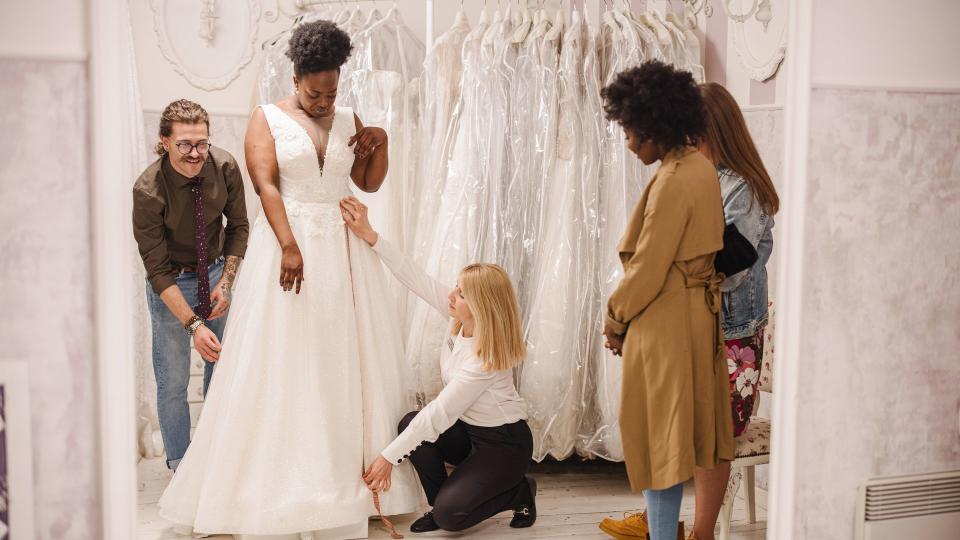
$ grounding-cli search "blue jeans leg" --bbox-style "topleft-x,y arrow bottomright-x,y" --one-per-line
146,258 -> 226,470
644,482 -> 684,540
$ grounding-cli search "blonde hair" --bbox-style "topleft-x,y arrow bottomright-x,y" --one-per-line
699,83 -> 780,215
155,99 -> 210,155
451,263 -> 526,372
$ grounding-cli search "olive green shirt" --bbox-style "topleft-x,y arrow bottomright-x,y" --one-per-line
132,146 -> 249,294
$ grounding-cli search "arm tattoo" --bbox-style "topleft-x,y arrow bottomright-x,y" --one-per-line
221,255 -> 241,293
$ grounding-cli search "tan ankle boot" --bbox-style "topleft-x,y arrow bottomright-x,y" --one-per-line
598,511 -> 685,540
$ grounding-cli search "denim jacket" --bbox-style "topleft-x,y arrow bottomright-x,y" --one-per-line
718,167 -> 774,340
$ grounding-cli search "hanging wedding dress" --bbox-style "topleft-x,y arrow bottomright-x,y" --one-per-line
256,8 -> 373,120
520,9 -> 602,461
410,8 -> 472,265
578,10 -> 653,461
482,5 -> 520,266
668,10 -> 705,82
346,7 -> 424,254
574,14 -> 610,459
402,10 -> 494,404
500,10 -> 559,309
158,105 -> 419,537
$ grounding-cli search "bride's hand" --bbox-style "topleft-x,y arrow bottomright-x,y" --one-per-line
362,455 -> 393,493
280,244 -> 304,294
340,197 -> 378,246
348,127 -> 387,160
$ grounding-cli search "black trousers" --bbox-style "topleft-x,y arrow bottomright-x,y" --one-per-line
397,411 -> 534,531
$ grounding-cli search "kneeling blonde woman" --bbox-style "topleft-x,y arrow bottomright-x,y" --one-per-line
340,197 -> 538,534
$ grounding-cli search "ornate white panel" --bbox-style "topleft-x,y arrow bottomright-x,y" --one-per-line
724,0 -> 788,82
150,0 -> 262,90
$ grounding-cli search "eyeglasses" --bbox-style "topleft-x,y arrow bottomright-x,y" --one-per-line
174,140 -> 211,155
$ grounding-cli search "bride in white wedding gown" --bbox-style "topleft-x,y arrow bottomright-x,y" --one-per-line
158,21 -> 418,539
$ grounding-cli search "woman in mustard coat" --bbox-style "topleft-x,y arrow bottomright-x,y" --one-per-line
599,61 -> 735,540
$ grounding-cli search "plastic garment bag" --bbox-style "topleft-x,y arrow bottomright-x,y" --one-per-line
481,9 -> 520,265
668,11 -> 705,82
402,13 -> 498,405
573,17 -> 611,459
256,10 -> 336,105
256,8 -> 378,114
519,10 -> 602,461
498,13 -> 541,293
409,10 -> 472,265
342,8 -> 424,257
577,11 -> 656,461
336,8 -> 384,111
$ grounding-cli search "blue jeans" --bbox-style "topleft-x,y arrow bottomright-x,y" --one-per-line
145,258 -> 227,470
644,482 -> 684,540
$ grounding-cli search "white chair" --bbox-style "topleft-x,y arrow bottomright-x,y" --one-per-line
718,301 -> 775,540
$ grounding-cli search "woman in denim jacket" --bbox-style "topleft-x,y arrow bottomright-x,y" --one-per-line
699,83 -> 779,437
647,82 -> 782,540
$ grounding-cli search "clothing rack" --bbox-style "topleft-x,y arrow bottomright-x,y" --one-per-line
293,0 -> 437,48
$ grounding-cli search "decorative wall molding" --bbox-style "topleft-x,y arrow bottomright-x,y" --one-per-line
682,0 -> 713,18
726,0 -> 787,82
263,0 -> 280,22
150,0 -> 262,91
811,82 -> 960,94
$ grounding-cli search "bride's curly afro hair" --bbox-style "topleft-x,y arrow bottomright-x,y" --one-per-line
601,60 -> 706,151
286,20 -> 353,76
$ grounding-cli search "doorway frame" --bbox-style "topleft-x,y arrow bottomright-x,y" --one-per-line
766,2 -> 812,540
89,1 -> 813,539
90,0 -> 138,538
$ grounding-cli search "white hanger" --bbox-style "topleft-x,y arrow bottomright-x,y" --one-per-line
652,5 -> 684,40
363,6 -> 381,27
526,5 -> 552,44
601,1 -> 619,31
479,0 -> 491,25
333,0 -> 351,25
638,1 -> 673,46
546,6 -> 565,41
511,0 -> 533,43
454,2 -> 469,28
345,3 -> 363,26
510,0 -> 522,27
665,10 -> 686,29
483,0 -> 506,47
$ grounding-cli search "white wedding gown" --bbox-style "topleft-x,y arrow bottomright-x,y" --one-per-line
158,104 -> 419,538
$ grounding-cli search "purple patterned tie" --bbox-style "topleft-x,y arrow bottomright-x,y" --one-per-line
189,177 -> 212,319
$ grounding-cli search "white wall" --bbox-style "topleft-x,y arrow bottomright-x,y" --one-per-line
0,0 -> 87,59
131,0 -> 432,116
775,2 -> 960,538
0,2 -> 100,540
811,0 -> 960,89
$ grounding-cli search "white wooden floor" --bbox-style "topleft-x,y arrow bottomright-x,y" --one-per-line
139,458 -> 767,539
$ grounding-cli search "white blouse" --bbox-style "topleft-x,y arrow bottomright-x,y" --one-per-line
373,237 -> 528,465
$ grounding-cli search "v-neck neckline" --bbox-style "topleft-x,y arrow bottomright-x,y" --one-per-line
272,104 -> 335,174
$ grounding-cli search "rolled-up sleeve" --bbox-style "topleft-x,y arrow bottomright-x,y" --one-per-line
133,188 -> 176,295
221,157 -> 249,258
720,181 -> 767,292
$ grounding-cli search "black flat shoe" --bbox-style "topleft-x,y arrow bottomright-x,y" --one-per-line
410,512 -> 440,533
510,476 -> 537,529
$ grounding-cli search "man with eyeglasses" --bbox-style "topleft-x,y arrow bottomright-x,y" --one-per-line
132,99 -> 249,470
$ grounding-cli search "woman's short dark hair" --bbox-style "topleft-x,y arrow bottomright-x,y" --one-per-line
601,60 -> 706,150
286,20 -> 353,77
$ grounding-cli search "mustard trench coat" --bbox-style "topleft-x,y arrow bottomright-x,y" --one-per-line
606,147 -> 735,492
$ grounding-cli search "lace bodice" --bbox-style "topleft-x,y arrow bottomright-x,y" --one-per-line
260,103 -> 357,204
